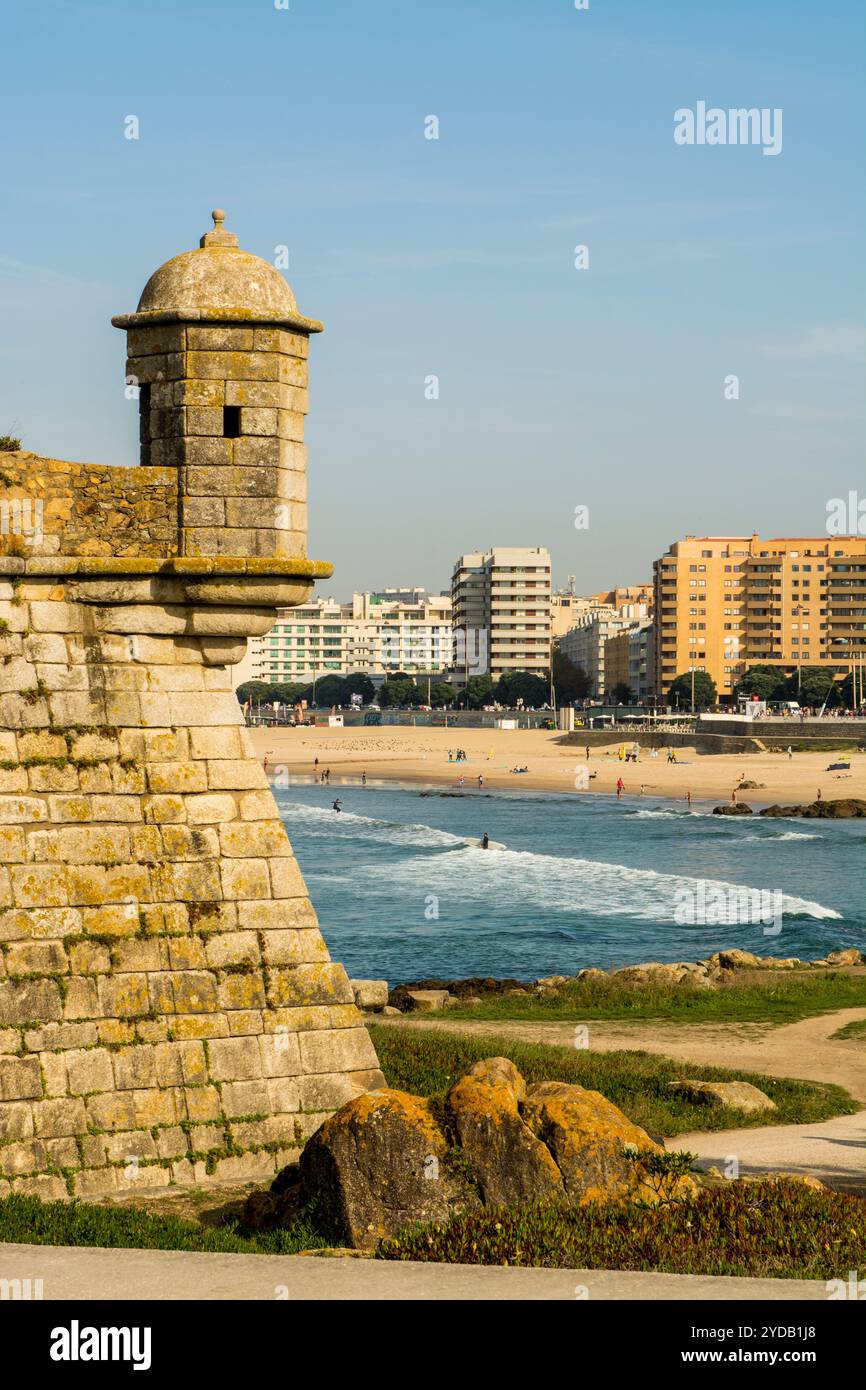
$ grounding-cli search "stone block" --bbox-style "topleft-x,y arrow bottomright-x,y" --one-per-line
298,1027 -> 379,1076
207,1036 -> 264,1082
65,1048 -> 115,1095
0,980 -> 63,1028
219,820 -> 290,859
0,1101 -> 35,1141
86,1091 -> 137,1131
220,858 -> 271,900
32,1097 -> 87,1138
267,963 -> 354,1009
0,1139 -> 49,1177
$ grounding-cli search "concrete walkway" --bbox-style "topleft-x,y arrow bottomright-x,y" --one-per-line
676,1109 -> 866,1194
0,1242 -> 830,1301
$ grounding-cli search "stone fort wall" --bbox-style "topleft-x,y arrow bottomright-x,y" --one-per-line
0,469 -> 383,1200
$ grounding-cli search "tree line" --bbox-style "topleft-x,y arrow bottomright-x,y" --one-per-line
237,653 -> 593,711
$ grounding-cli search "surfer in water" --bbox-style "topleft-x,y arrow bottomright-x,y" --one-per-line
332,798 -> 342,813
481,832 -> 490,849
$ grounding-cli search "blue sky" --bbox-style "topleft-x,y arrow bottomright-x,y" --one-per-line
1,0 -> 863,597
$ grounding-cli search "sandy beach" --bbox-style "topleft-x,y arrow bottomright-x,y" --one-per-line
249,725 -> 866,806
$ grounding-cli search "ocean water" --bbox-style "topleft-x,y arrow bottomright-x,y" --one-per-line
272,781 -> 866,985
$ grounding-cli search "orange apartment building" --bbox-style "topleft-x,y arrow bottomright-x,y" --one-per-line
653,534 -> 866,703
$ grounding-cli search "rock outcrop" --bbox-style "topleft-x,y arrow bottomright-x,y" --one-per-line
248,1055 -> 696,1249
668,1080 -> 777,1115
759,798 -> 866,819
299,1089 -> 453,1250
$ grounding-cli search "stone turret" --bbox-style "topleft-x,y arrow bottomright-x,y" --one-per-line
112,209 -> 320,560
0,213 -> 383,1200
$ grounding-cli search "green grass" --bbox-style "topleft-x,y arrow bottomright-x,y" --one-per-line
0,1192 -> 330,1256
830,1017 -> 866,1041
369,1023 -> 856,1137
427,969 -> 866,1025
377,1182 -> 866,1281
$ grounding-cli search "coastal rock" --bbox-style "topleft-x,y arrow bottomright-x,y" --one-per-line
576,968 -> 607,981
521,1080 -> 692,1204
714,949 -> 762,970
254,1056 -> 702,1249
466,1056 -> 526,1103
614,962 -> 689,985
388,977 -> 526,1009
350,979 -> 389,1011
298,1089 -> 453,1250
760,798 -> 866,819
447,1061 -> 562,1207
712,804 -> 753,815
743,1172 -> 825,1192
402,989 -> 450,1013
668,1079 -> 776,1115
535,975 -> 568,990
825,948 -> 863,966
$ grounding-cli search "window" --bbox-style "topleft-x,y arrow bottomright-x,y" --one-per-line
223,405 -> 241,438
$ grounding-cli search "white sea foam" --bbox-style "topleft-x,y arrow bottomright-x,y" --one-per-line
276,799 -> 840,922
351,843 -> 840,922
275,800 -> 469,849
740,831 -> 821,843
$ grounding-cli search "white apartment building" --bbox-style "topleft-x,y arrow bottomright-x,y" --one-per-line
245,589 -> 453,685
451,547 -> 551,680
560,603 -> 649,698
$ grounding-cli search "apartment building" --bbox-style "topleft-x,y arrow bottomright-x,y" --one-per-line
451,547 -> 551,679
246,589 -> 453,684
559,603 -> 649,699
652,534 -> 866,702
604,621 -> 655,701
551,585 -> 654,640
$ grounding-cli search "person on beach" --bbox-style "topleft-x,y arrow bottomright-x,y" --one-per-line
686,789 -> 692,807
731,787 -> 738,805
787,745 -> 793,760
263,752 -> 272,774
816,787 -> 822,802
314,757 -> 319,772
585,745 -> 590,762
325,768 -> 331,784
477,774 -> 484,788
361,771 -> 367,786
616,777 -> 624,798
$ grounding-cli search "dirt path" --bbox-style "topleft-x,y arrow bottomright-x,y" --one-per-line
378,1007 -> 866,1191
378,1006 -> 866,1100
675,1112 -> 866,1195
